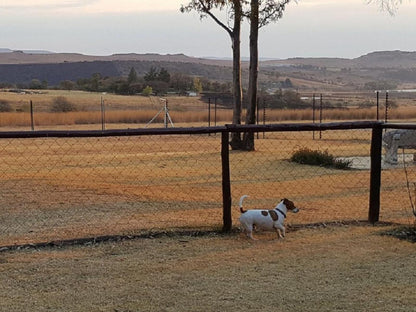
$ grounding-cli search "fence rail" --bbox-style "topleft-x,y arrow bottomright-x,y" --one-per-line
1,121 -> 415,248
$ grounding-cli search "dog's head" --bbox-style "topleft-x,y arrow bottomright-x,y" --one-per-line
282,198 -> 299,213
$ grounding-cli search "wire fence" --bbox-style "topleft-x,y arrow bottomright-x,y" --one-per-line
0,122 -> 415,249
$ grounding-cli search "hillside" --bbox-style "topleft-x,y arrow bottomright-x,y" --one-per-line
0,50 -> 415,91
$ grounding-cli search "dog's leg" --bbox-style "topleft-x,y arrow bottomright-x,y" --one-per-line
274,225 -> 285,239
280,226 -> 286,238
247,229 -> 257,240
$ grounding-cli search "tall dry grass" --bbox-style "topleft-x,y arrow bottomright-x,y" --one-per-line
1,106 -> 416,128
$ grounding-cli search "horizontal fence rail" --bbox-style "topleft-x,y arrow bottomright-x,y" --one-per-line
0,121 -> 415,249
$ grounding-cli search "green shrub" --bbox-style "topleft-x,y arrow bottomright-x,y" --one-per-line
50,96 -> 77,112
142,86 -> 153,96
290,148 -> 351,170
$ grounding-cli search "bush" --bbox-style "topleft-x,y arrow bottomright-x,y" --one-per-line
142,86 -> 153,96
0,100 -> 12,112
50,96 -> 77,112
290,148 -> 351,170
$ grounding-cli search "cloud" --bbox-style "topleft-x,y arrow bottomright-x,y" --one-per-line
1,0 -> 185,13
1,0 -> 99,10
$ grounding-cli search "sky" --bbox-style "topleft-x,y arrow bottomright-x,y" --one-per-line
0,0 -> 415,59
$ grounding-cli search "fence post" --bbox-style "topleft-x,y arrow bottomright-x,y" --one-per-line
221,130 -> 232,232
30,100 -> 34,131
369,123 -> 383,223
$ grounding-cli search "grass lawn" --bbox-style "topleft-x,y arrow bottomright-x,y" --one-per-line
0,224 -> 415,312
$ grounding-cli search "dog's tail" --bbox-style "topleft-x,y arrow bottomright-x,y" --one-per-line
239,195 -> 249,213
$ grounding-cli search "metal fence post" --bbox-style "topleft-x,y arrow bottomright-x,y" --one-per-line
369,123 -> 383,223
221,130 -> 232,232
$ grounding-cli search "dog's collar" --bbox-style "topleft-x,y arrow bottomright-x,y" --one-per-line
275,208 -> 286,218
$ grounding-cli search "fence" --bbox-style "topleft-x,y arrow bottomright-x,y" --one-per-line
0,121 -> 415,249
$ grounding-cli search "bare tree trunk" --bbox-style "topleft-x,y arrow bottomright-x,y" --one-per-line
229,0 -> 244,150
243,0 -> 259,151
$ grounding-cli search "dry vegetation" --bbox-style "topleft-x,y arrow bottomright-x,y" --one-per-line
1,90 -> 416,129
0,225 -> 415,312
1,90 -> 415,311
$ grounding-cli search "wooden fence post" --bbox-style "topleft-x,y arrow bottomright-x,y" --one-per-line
221,130 -> 232,232
369,123 -> 383,223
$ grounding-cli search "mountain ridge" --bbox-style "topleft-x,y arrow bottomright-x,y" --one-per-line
1,49 -> 415,90
1,49 -> 415,68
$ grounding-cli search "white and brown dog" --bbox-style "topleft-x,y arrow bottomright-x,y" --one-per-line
238,195 -> 299,240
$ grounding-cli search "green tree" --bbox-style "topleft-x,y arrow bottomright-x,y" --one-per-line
142,86 -> 153,96
193,77 -> 203,93
144,67 -> 158,82
29,79 -> 47,89
127,67 -> 138,84
59,80 -> 75,91
158,67 -> 171,83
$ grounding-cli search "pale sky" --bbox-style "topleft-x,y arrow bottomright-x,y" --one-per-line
1,0 -> 415,59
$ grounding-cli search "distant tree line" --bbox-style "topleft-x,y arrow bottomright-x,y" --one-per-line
0,66 -> 232,96
39,67 -> 231,96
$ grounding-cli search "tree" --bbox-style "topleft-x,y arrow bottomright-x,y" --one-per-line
193,77 -> 203,93
158,67 -> 171,83
59,80 -> 75,91
144,67 -> 158,82
127,67 -> 138,84
29,79 -> 47,89
368,0 -> 403,14
181,0 -> 245,149
243,0 -> 292,150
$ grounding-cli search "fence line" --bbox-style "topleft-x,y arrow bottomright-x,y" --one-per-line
1,121 -> 415,248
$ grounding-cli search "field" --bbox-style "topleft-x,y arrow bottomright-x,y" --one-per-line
0,225 -> 415,311
1,90 -> 415,311
2,89 -> 416,129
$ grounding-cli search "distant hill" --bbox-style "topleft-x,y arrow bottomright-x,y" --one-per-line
0,48 -> 55,55
354,50 -> 416,68
262,50 -> 416,69
0,49 -> 415,90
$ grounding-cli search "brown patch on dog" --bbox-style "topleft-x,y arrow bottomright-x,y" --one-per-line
261,211 -> 268,217
268,210 -> 279,221
283,198 -> 296,211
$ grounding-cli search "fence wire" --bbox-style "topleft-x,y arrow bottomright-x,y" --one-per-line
0,125 -> 414,247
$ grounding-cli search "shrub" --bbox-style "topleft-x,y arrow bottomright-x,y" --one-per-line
50,96 -> 77,112
290,148 -> 351,170
142,86 -> 153,96
0,100 -> 12,112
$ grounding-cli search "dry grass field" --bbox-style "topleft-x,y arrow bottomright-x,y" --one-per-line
2,89 -> 416,129
0,225 -> 415,312
1,90 -> 415,311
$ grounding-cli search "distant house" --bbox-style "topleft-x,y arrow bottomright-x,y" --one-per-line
187,91 -> 198,97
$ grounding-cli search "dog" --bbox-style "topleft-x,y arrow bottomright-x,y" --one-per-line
238,195 -> 299,240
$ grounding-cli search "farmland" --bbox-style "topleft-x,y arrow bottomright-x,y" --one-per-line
1,89 -> 416,130
0,90 -> 415,312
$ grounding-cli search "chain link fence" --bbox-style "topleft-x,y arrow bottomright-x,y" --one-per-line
0,123 -> 414,248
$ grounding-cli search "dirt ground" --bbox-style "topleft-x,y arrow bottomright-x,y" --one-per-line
0,223 -> 415,312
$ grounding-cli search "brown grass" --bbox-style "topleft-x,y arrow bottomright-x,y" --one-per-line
0,225 -> 414,311
0,114 -> 415,311
2,90 -> 416,128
